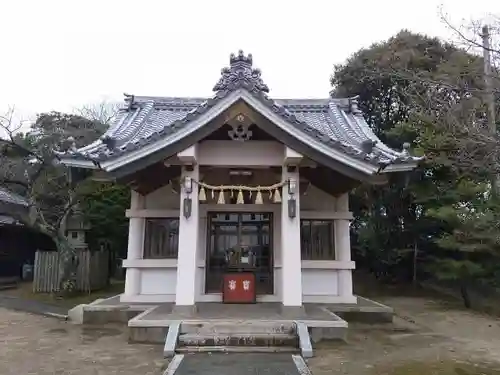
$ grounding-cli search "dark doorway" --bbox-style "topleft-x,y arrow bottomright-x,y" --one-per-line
0,224 -> 56,279
205,212 -> 273,295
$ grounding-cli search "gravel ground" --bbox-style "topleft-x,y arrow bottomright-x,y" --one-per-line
0,308 -> 165,375
308,296 -> 500,375
1,296 -> 500,374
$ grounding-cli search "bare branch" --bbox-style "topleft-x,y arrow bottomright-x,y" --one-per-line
439,7 -> 500,63
0,111 -> 44,162
75,100 -> 120,126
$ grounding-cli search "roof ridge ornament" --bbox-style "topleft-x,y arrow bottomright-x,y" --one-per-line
213,50 -> 270,93
124,93 -> 135,110
360,139 -> 377,154
348,96 -> 362,114
101,135 -> 117,150
401,142 -> 411,157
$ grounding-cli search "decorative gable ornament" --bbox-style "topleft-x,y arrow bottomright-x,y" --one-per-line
228,122 -> 252,141
227,113 -> 253,141
213,50 -> 269,93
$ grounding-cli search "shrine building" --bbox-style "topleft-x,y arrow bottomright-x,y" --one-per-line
60,51 -> 420,315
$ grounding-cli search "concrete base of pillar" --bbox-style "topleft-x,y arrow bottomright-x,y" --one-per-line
172,304 -> 197,317
280,305 -> 306,319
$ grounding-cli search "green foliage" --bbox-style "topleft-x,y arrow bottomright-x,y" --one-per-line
82,182 -> 130,258
426,258 -> 485,281
333,29 -> 500,291
331,30 -> 464,144
0,109 -> 125,290
1,112 -> 104,231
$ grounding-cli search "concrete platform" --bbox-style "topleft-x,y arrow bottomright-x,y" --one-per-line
330,296 -> 394,323
81,295 -> 154,324
79,294 -> 393,324
129,302 -> 346,327
77,294 -> 394,344
128,302 -> 348,344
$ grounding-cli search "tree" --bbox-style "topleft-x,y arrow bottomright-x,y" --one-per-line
82,181 -> 130,276
0,110 -> 106,293
74,100 -> 130,276
331,28 -> 500,306
331,31 -> 467,282
426,180 -> 500,307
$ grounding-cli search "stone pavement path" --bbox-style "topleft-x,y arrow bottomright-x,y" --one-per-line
0,294 -> 68,318
173,353 -> 302,375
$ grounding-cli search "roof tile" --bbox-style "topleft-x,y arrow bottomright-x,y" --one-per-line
60,51 -> 422,169
0,187 -> 28,207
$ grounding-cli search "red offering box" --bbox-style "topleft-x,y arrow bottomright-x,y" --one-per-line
222,272 -> 256,303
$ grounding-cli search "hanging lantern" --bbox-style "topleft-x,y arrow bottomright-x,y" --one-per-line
183,197 -> 192,218
211,189 -> 215,199
269,190 -> 273,201
273,188 -> 282,203
255,189 -> 263,204
199,186 -> 207,202
236,189 -> 244,204
217,189 -> 225,204
288,198 -> 297,218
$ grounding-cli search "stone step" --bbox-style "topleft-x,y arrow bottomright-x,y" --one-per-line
176,345 -> 299,353
178,332 -> 299,347
0,283 -> 17,291
180,321 -> 295,334
0,277 -> 18,290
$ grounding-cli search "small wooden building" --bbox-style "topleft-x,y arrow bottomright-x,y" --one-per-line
0,188 -> 55,279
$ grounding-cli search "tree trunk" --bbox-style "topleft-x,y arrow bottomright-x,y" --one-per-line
54,233 -> 79,295
412,241 -> 418,287
460,281 -> 472,309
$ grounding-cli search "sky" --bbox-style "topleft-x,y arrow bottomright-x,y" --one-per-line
0,0 -> 499,123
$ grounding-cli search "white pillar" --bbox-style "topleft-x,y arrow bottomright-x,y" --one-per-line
281,167 -> 303,309
174,165 -> 199,313
123,190 -> 145,298
335,193 -> 355,302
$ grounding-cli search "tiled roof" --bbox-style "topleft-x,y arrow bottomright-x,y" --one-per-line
0,215 -> 18,225
61,50 -> 421,169
0,187 -> 28,207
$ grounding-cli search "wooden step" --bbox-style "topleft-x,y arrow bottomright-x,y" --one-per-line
178,332 -> 299,347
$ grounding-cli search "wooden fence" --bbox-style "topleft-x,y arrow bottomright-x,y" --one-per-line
33,250 -> 109,293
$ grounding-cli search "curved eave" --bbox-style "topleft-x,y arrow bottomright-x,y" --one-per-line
59,158 -> 99,169
383,160 -> 422,173
60,89 -> 420,178
60,148 -> 421,177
